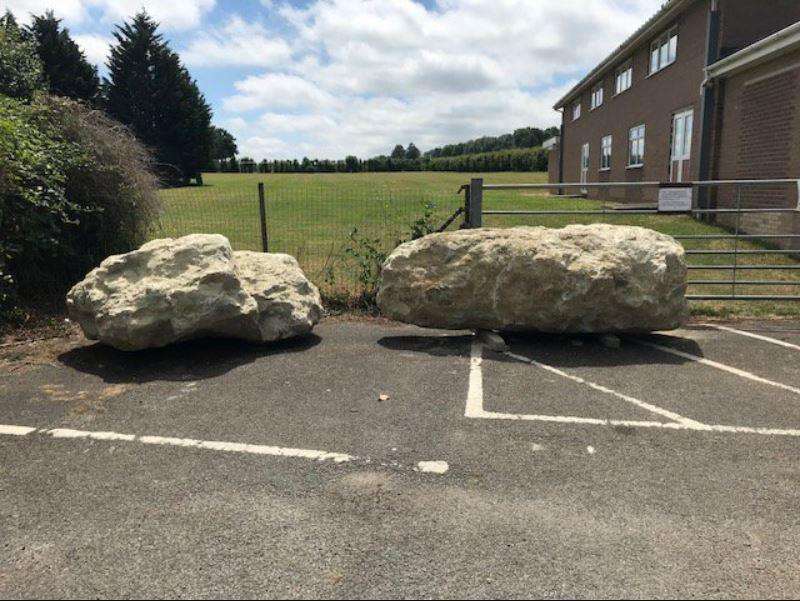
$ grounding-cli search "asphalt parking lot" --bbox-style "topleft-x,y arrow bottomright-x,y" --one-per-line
2,318 -> 800,598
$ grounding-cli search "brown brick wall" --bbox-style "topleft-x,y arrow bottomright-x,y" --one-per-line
719,0 -> 800,58
558,0 -> 709,203
712,47 -> 800,247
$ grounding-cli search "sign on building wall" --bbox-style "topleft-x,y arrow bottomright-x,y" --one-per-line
658,185 -> 693,212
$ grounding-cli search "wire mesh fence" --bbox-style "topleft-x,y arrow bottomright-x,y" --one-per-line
156,181 -> 463,302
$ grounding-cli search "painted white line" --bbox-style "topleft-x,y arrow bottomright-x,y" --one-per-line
637,339 -> 800,396
415,461 -> 450,474
0,425 -> 446,474
47,429 -> 136,442
465,341 -> 485,418
704,323 -> 800,351
465,342 -> 800,438
0,424 -> 36,436
504,350 -> 704,427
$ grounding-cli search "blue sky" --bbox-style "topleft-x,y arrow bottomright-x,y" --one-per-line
3,0 -> 662,159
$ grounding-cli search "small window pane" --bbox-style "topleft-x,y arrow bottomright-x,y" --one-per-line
668,33 -> 678,62
683,113 -> 693,156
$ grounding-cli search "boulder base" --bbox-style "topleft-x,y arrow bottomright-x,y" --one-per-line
376,224 -> 688,333
66,234 -> 322,350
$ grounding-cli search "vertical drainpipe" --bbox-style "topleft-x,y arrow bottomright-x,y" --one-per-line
697,0 -> 721,213
557,108 -> 565,196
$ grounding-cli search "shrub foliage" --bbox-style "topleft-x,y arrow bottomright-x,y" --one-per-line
0,95 -> 160,320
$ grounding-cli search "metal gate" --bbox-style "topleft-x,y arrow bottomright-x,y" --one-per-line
462,178 -> 800,302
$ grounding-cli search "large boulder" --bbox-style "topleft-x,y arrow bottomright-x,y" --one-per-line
66,234 -> 322,351
377,224 -> 689,333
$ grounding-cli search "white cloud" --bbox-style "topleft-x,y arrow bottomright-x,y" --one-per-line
223,73 -> 337,113
3,0 -> 215,30
182,15 -> 293,67
90,0 -> 215,30
225,0 -> 659,159
73,33 -> 112,67
2,0 -> 87,23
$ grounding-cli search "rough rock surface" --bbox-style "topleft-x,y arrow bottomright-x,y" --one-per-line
66,234 -> 322,350
377,224 -> 688,333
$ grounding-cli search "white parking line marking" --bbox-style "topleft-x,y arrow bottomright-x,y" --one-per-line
48,429 -> 136,442
415,461 -> 450,474
504,351 -> 703,426
0,424 -> 37,436
636,339 -> 800,396
465,341 -> 486,418
466,341 -> 800,437
0,425 -> 447,474
703,324 -> 800,351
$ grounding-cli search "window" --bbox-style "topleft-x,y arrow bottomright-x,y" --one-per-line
628,125 -> 645,167
600,135 -> 612,170
650,27 -> 678,74
615,63 -> 632,94
591,85 -> 604,110
573,102 -> 581,120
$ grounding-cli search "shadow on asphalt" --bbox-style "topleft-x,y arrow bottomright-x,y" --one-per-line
377,334 -> 472,358
57,334 -> 322,384
377,332 -> 702,368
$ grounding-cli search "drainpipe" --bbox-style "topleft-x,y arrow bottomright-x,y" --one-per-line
697,0 -> 721,214
557,108 -> 565,196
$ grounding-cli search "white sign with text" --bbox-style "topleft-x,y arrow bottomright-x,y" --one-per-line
658,187 -> 693,212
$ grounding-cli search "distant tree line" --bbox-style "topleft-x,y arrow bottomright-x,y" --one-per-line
211,131 -> 555,175
424,126 -> 560,159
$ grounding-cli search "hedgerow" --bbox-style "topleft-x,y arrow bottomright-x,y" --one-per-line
0,95 -> 160,322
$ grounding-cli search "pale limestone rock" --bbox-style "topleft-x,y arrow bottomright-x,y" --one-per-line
66,234 -> 322,351
377,224 -> 688,333
234,251 -> 323,342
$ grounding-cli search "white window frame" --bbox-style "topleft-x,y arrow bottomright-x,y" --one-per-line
615,63 -> 633,95
649,27 -> 678,75
573,102 -> 582,121
590,85 -> 604,110
600,135 -> 613,171
628,124 -> 645,168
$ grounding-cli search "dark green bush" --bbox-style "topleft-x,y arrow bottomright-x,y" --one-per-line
0,13 -> 44,101
0,95 -> 160,321
424,147 -> 548,172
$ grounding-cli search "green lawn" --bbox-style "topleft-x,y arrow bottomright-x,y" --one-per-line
157,172 -> 800,318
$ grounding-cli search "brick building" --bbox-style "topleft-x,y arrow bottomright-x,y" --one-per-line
548,0 -> 800,217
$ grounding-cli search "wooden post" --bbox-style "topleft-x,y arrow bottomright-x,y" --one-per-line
258,182 -> 269,252
467,178 -> 483,228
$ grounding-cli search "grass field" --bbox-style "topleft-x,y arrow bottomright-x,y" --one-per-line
158,172 -> 800,317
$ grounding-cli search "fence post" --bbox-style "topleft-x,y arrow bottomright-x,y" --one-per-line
466,178 -> 483,228
258,182 -> 269,252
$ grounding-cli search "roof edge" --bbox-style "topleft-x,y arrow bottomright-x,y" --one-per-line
553,0 -> 695,110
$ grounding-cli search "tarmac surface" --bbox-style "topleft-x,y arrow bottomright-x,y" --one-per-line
2,318 -> 800,598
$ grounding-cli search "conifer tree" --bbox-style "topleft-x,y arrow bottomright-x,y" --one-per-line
27,11 -> 99,104
105,11 -> 212,184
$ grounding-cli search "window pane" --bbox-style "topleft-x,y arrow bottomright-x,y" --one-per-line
660,41 -> 669,67
673,117 -> 685,158
651,47 -> 659,73
668,34 -> 678,62
684,113 -> 693,156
